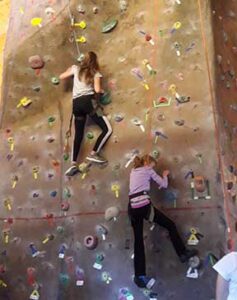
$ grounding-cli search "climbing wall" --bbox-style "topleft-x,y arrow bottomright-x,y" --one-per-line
211,0 -> 237,250
0,0 -> 228,299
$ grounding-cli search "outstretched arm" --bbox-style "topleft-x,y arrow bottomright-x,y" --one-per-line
150,169 -> 169,189
216,274 -> 229,300
59,67 -> 74,80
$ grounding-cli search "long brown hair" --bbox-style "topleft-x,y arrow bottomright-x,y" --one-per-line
133,154 -> 157,169
79,51 -> 100,85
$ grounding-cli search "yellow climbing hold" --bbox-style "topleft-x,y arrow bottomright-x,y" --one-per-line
76,36 -> 87,43
168,84 -> 177,94
17,97 -> 32,108
74,21 -> 87,29
173,21 -> 182,29
31,18 -> 42,27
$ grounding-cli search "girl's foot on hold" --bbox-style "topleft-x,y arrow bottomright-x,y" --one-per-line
65,164 -> 80,177
86,153 -> 107,164
134,275 -> 156,289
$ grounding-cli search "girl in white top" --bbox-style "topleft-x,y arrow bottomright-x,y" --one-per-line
214,252 -> 237,300
60,51 -> 113,176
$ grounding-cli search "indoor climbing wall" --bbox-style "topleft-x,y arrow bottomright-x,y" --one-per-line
211,0 -> 237,250
0,0 -> 228,299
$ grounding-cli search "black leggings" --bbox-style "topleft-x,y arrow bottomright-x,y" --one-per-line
128,203 -> 186,277
72,95 -> 112,162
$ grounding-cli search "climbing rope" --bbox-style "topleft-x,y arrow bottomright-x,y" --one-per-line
67,0 -> 81,58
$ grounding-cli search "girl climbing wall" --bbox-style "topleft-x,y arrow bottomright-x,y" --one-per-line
59,51 -> 113,177
128,155 -> 198,289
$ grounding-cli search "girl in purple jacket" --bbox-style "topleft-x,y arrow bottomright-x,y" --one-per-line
129,154 -> 197,289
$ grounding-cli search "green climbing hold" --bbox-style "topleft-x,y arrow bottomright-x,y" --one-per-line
63,153 -> 69,161
48,116 -> 56,126
51,77 -> 60,85
87,132 -> 94,140
101,19 -> 118,33
100,92 -> 111,105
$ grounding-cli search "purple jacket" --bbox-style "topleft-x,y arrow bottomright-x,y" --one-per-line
129,166 -> 168,208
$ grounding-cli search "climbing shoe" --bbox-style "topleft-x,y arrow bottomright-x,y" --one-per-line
180,249 -> 198,263
134,276 -> 156,289
86,153 -> 107,164
65,165 -> 80,177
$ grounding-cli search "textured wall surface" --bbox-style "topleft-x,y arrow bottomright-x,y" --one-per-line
0,0 -> 228,299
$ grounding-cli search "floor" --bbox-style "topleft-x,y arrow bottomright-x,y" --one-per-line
0,0 -> 228,299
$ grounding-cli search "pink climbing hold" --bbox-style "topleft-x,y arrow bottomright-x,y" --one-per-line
28,55 -> 44,69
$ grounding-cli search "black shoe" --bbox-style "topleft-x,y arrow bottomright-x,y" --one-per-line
65,165 -> 80,177
134,275 -> 155,289
180,249 -> 199,263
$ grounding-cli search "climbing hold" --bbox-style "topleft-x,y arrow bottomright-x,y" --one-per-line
50,190 -> 57,198
29,243 -> 40,258
187,228 -> 199,246
77,5 -> 85,14
105,206 -> 120,221
86,132 -> 94,140
59,273 -> 70,287
48,116 -> 56,126
174,41 -> 181,56
175,94 -> 190,104
132,118 -> 145,132
93,7 -> 99,14
27,267 -> 36,286
114,114 -> 124,122
100,92 -> 112,105
95,224 -> 108,240
57,226 -> 64,234
102,19 -> 118,33
31,18 -> 43,27
47,137 -> 55,143
45,7 -> 55,17
101,271 -> 112,284
118,288 -> 134,300
17,97 -> 32,108
61,201 -> 70,212
83,235 -> 98,250
111,183 -> 120,198
152,150 -> 160,159
154,131 -> 168,143
63,187 -> 71,198
28,55 -> 44,69
11,175 -> 18,188
32,166 -> 39,179
58,244 -> 67,259
73,21 -> 87,29
76,36 -> 87,43
4,198 -> 12,211
174,120 -> 185,126
153,97 -> 171,108
75,266 -> 85,286
42,234 -> 54,244
143,59 -> 156,75
7,137 -> 14,151
93,253 -> 104,270
29,289 -> 40,300
119,0 -> 128,12
51,77 -> 60,85
77,53 -> 85,62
